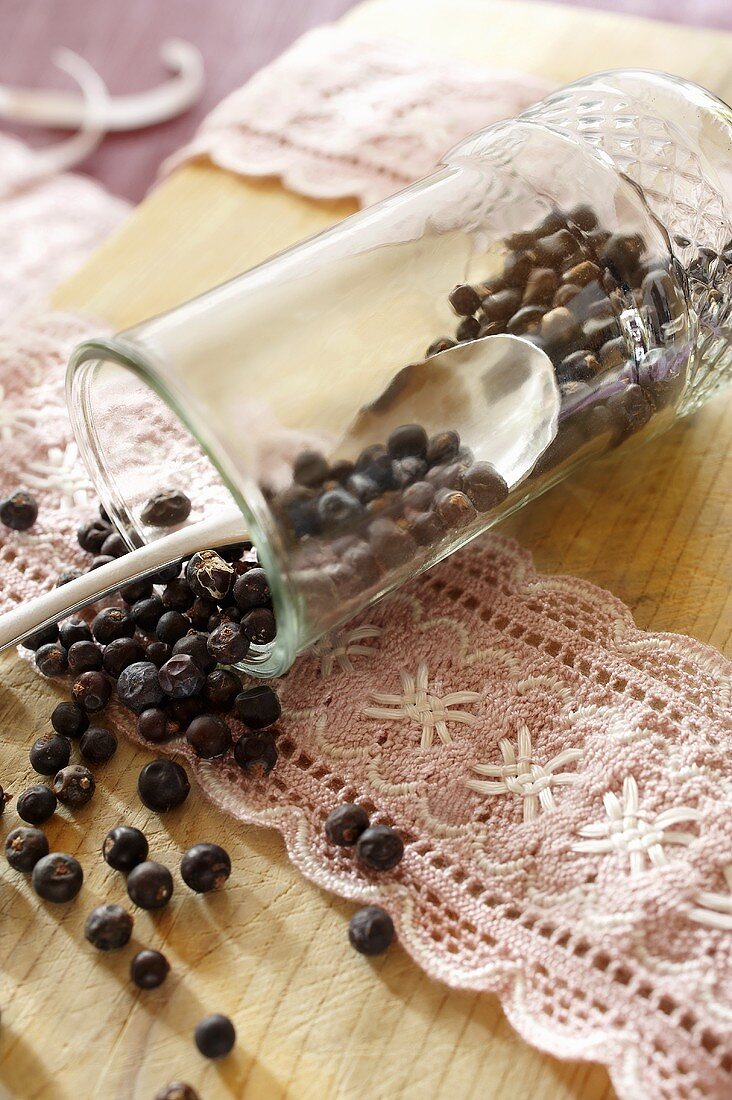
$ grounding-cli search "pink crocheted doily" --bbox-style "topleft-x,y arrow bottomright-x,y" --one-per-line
162,25 -> 553,205
2,34 -> 732,1100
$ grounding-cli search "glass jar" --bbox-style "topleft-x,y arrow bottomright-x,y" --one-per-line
68,69 -> 732,677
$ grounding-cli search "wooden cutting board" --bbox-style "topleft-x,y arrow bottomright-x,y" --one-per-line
0,2 -> 729,1098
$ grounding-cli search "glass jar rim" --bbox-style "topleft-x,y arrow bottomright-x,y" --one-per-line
66,335 -> 297,678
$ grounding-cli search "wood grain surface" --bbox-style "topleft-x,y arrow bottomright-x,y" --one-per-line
0,2 -> 730,1098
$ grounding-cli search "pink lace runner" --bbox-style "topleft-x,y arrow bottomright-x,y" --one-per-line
0,132 -> 129,315
162,25 -> 553,205
2,35 -> 732,1100
3,311 -> 732,1100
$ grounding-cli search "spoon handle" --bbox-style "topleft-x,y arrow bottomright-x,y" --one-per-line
0,506 -> 246,653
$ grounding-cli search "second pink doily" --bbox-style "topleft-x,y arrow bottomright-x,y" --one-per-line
163,25 -> 552,205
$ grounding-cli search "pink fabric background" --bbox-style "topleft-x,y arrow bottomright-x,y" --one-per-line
1,0 -> 730,203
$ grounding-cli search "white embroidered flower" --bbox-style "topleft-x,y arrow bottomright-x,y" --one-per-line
467,723 -> 581,823
687,865 -> 732,932
573,775 -> 700,874
364,661 -> 480,749
24,441 -> 93,509
0,384 -> 45,440
311,624 -> 382,678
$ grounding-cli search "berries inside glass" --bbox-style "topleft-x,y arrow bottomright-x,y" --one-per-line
68,71 -> 732,676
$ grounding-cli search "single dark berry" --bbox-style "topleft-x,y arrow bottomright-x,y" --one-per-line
102,825 -> 149,872
5,826 -> 49,871
408,510 -> 446,547
127,860 -> 174,909
35,642 -> 68,677
29,734 -> 71,776
58,617 -> 92,649
68,639 -> 104,673
156,610 -> 191,645
0,490 -> 38,531
460,461 -> 509,512
186,550 -> 234,601
368,518 -> 415,568
137,759 -> 190,812
207,621 -> 250,665
162,577 -> 195,612
186,714 -> 232,759
53,764 -> 95,807
0,785 -> 8,813
150,560 -> 182,585
79,725 -> 118,764
101,531 -> 128,558
232,568 -> 270,612
356,825 -> 404,871
66,639 -> 105,682
141,490 -> 192,528
103,636 -> 146,678
118,577 -> 154,605
292,450 -> 329,488
92,606 -> 134,644
154,1083 -> 199,1100
23,622 -> 59,651
56,569 -> 82,587
168,696 -> 204,729
426,430 -> 461,466
324,803 -> 370,846
354,442 -> 388,472
88,554 -> 115,571
433,487 -> 476,529
84,903 -> 133,950
180,843 -> 231,893
130,948 -> 170,989
32,851 -> 83,902
78,518 -> 112,553
234,685 -> 281,730
194,1014 -> 236,1059
116,661 -> 166,714
51,701 -> 89,738
137,707 -> 177,743
448,283 -> 482,316
145,640 -> 171,668
131,594 -> 164,631
348,905 -> 395,955
158,654 -> 206,699
188,597 -> 216,631
387,423 -> 429,460
233,730 -> 278,775
241,607 -> 277,646
16,785 -> 57,825
71,669 -> 112,711
204,668 -> 241,710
